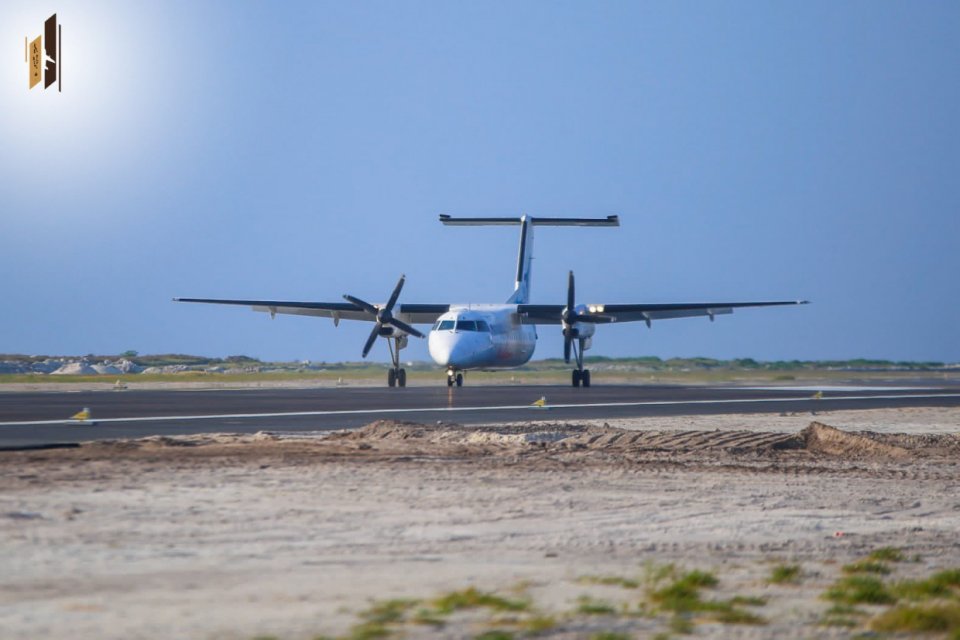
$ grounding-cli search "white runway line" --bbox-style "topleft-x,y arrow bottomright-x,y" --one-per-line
1,393 -> 958,428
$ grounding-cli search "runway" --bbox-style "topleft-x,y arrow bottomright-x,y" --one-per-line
1,383 -> 958,449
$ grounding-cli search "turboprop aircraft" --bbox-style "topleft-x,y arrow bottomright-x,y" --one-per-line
175,215 -> 807,388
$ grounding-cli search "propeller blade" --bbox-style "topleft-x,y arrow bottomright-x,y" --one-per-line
343,294 -> 378,316
385,275 -> 405,312
567,271 -> 575,312
361,323 -> 381,358
563,336 -> 572,363
388,317 -> 425,339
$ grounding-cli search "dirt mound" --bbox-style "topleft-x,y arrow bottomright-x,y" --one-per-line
40,421 -> 957,474
796,422 -> 912,459
338,420 -> 955,463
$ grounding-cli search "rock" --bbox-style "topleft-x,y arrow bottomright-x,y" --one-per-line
113,359 -> 142,374
92,364 -> 122,375
50,362 -> 98,375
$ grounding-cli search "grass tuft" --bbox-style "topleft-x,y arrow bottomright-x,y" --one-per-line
590,633 -> 631,640
345,621 -> 392,640
519,615 -> 557,632
473,631 -> 515,640
871,603 -> 960,633
823,575 -> 895,605
576,595 -> 617,615
649,570 -> 718,613
648,570 -> 765,626
769,563 -> 802,585
410,608 -> 446,627
867,547 -> 905,563
892,569 -> 960,601
431,587 -> 529,614
358,599 -> 419,624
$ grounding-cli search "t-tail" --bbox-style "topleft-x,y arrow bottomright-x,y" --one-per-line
438,214 -> 620,303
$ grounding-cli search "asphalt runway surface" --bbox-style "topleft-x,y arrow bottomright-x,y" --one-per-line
1,382 -> 959,449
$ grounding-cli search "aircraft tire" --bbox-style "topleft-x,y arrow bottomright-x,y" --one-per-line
447,376 -> 454,387
398,368 -> 406,387
388,369 -> 396,387
572,369 -> 581,387
456,373 -> 464,387
582,369 -> 591,387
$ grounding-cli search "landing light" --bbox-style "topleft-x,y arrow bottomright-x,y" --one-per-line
588,304 -> 605,313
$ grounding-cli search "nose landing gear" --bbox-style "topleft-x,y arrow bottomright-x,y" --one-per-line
446,369 -> 464,387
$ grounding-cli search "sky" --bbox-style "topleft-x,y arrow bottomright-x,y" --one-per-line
1,1 -> 958,364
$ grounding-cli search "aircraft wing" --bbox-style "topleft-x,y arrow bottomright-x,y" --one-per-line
517,300 -> 808,325
173,298 -> 450,325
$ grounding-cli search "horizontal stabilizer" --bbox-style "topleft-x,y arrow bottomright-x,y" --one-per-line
439,214 -> 619,227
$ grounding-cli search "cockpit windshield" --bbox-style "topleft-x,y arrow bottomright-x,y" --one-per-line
433,318 -> 490,332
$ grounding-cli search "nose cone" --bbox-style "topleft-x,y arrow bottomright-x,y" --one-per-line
429,331 -> 474,367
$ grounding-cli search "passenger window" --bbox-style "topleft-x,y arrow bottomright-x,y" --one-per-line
438,320 -> 455,331
476,320 -> 490,332
457,320 -> 477,331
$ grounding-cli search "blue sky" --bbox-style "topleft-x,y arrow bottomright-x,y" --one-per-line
2,1 -> 958,363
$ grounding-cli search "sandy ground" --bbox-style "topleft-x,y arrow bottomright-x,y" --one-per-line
2,407 -> 959,639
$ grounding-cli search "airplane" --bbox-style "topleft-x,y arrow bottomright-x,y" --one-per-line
175,215 -> 807,388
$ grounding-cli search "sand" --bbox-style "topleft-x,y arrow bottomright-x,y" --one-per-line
1,407 -> 959,639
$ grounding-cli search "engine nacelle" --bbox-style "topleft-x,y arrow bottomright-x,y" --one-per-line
572,321 -> 596,339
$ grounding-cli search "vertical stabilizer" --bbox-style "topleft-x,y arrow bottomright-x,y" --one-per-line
438,214 -> 619,304
510,215 -> 534,303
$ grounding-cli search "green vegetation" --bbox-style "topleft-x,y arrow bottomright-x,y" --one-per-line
893,569 -> 960,601
868,547 -> 906,563
343,621 -> 392,640
871,603 -> 960,634
823,575 -> 895,605
769,563 -> 802,585
431,587 -> 529,614
647,569 -> 765,625
517,615 -> 556,633
358,599 -> 419,625
250,558 -> 960,638
2,353 -> 955,386
473,631 -> 514,640
576,596 -> 617,615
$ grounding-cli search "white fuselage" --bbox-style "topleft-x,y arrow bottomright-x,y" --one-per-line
427,305 -> 537,370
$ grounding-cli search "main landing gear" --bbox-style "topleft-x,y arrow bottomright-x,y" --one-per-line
446,369 -> 464,387
386,335 -> 407,388
569,337 -> 591,388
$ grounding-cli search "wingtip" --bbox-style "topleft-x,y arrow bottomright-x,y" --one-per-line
799,300 -> 811,305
